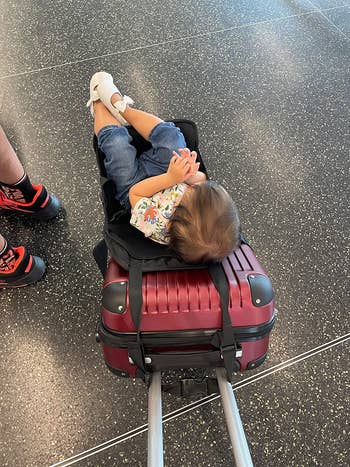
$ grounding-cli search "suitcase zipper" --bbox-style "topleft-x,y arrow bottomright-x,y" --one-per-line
97,314 -> 276,348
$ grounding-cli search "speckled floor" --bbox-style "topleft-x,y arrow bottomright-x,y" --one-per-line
0,1 -> 349,466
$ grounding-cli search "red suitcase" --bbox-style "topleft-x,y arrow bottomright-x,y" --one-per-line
96,242 -> 275,379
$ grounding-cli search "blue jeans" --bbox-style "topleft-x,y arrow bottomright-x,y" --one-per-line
97,122 -> 186,208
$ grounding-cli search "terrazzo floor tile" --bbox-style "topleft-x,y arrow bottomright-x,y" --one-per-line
0,4 -> 349,467
305,0 -> 350,9
71,340 -> 349,466
0,0 -> 316,77
321,5 -> 350,35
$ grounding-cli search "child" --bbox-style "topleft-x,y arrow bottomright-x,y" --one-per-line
87,72 -> 240,263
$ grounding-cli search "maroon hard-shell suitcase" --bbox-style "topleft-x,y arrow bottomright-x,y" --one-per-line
97,243 -> 275,379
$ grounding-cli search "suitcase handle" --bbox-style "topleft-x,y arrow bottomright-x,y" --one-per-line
143,350 -> 240,372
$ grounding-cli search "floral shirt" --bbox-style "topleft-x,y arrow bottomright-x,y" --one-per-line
130,183 -> 188,244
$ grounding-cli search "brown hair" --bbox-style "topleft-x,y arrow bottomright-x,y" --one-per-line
168,181 -> 240,263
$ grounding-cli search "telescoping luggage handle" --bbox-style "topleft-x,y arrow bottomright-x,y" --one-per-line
148,369 -> 254,467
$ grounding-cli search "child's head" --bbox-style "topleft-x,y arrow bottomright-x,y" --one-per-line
168,181 -> 240,263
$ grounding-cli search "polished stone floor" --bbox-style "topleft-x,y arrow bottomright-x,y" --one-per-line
0,1 -> 349,466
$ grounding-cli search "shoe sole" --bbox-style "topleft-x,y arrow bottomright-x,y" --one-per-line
30,195 -> 61,220
0,256 -> 46,288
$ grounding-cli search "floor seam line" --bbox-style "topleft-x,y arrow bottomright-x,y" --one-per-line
50,333 -> 350,467
305,0 -> 350,41
0,5 -> 348,81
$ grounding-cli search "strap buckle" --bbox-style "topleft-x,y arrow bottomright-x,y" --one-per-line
220,343 -> 243,359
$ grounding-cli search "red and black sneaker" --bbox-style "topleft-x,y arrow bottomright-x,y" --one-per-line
0,184 -> 61,220
0,246 -> 46,288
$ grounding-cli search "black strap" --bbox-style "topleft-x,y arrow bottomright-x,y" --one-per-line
128,339 -> 146,374
93,239 -> 108,277
127,259 -> 146,373
128,259 -> 143,329
209,262 -> 237,382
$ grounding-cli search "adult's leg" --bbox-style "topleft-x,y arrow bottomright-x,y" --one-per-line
0,125 -> 36,202
0,125 -> 60,218
0,127 -> 56,286
0,126 -> 25,184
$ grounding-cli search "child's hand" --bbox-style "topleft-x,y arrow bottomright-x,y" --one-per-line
173,148 -> 200,180
167,154 -> 191,183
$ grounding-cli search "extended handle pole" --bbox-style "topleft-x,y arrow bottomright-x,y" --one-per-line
216,368 -> 254,467
148,371 -> 164,467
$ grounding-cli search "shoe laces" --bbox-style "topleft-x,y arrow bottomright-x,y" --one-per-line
0,248 -> 17,272
0,185 -> 26,202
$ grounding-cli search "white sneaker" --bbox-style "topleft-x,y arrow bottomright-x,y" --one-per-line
86,71 -> 134,125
